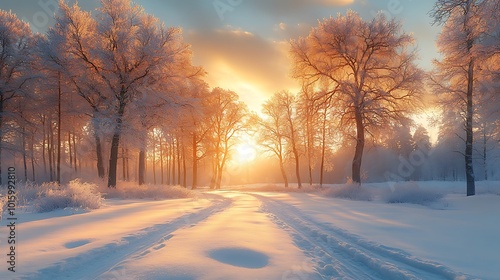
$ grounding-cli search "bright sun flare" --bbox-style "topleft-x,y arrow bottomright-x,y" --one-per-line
236,143 -> 257,163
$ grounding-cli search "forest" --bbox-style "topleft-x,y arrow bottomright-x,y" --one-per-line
0,0 -> 499,196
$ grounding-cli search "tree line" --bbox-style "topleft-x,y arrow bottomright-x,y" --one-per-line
0,0 -> 498,196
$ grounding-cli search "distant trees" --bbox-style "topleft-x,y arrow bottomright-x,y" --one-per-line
431,0 -> 500,196
291,11 -> 423,185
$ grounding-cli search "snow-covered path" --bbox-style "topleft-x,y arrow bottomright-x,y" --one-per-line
98,192 -> 316,280
254,193 -> 466,280
2,190 -> 490,280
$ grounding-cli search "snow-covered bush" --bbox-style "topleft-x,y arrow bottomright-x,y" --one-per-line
101,181 -> 195,200
33,180 -> 103,212
7,180 -> 103,213
322,182 -> 374,201
383,182 -> 444,205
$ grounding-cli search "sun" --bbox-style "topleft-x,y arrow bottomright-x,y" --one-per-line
236,142 -> 257,163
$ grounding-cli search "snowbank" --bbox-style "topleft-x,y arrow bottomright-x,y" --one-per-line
382,182 -> 444,205
321,183 -> 374,201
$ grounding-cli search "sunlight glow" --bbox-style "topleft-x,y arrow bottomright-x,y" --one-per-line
236,142 -> 257,163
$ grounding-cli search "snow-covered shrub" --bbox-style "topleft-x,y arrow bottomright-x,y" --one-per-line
322,182 -> 373,201
101,181 -> 195,200
31,180 -> 103,212
383,182 -> 444,205
16,181 -> 57,206
4,180 -> 103,213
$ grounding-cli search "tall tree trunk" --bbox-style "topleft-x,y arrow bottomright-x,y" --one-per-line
42,115 -> 47,176
107,101 -> 126,188
94,131 -> 105,178
160,136 -> 164,184
216,147 -> 230,189
464,0 -> 475,196
465,57 -> 475,196
125,148 -> 130,181
22,125 -> 27,182
306,114 -> 313,186
153,134 -> 157,185
210,158 -> 217,189
166,142 -> 171,185
176,136 -> 181,186
352,109 -> 365,184
138,149 -> 145,185
72,130 -> 77,173
279,155 -> 288,188
48,119 -> 54,181
182,142 -> 187,188
171,138 -> 176,185
319,106 -> 328,187
483,126 -> 487,181
68,132 -> 73,169
216,161 -> 225,190
31,133 -> 36,181
57,72 -> 61,184
122,147 -> 126,181
192,133 -> 198,189
293,148 -> 302,188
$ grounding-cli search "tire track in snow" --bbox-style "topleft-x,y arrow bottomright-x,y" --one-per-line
22,194 -> 232,280
252,194 -> 471,280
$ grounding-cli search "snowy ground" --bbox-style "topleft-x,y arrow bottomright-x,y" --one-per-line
1,182 -> 499,280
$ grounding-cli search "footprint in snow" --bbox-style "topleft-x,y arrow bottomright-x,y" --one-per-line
208,247 -> 269,269
64,239 -> 92,249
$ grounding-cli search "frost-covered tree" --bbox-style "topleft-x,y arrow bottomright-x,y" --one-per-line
179,79 -> 211,189
297,86 -> 320,187
207,88 -> 246,189
97,0 -> 193,188
430,0 -> 500,196
281,91 -> 303,188
257,92 -> 291,188
44,2 -> 109,179
47,0 -> 192,188
291,11 -> 423,184
0,10 -> 36,184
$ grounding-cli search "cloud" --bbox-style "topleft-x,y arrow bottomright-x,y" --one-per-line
185,26 -> 298,110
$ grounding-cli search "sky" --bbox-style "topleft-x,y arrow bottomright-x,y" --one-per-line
1,0 -> 442,112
